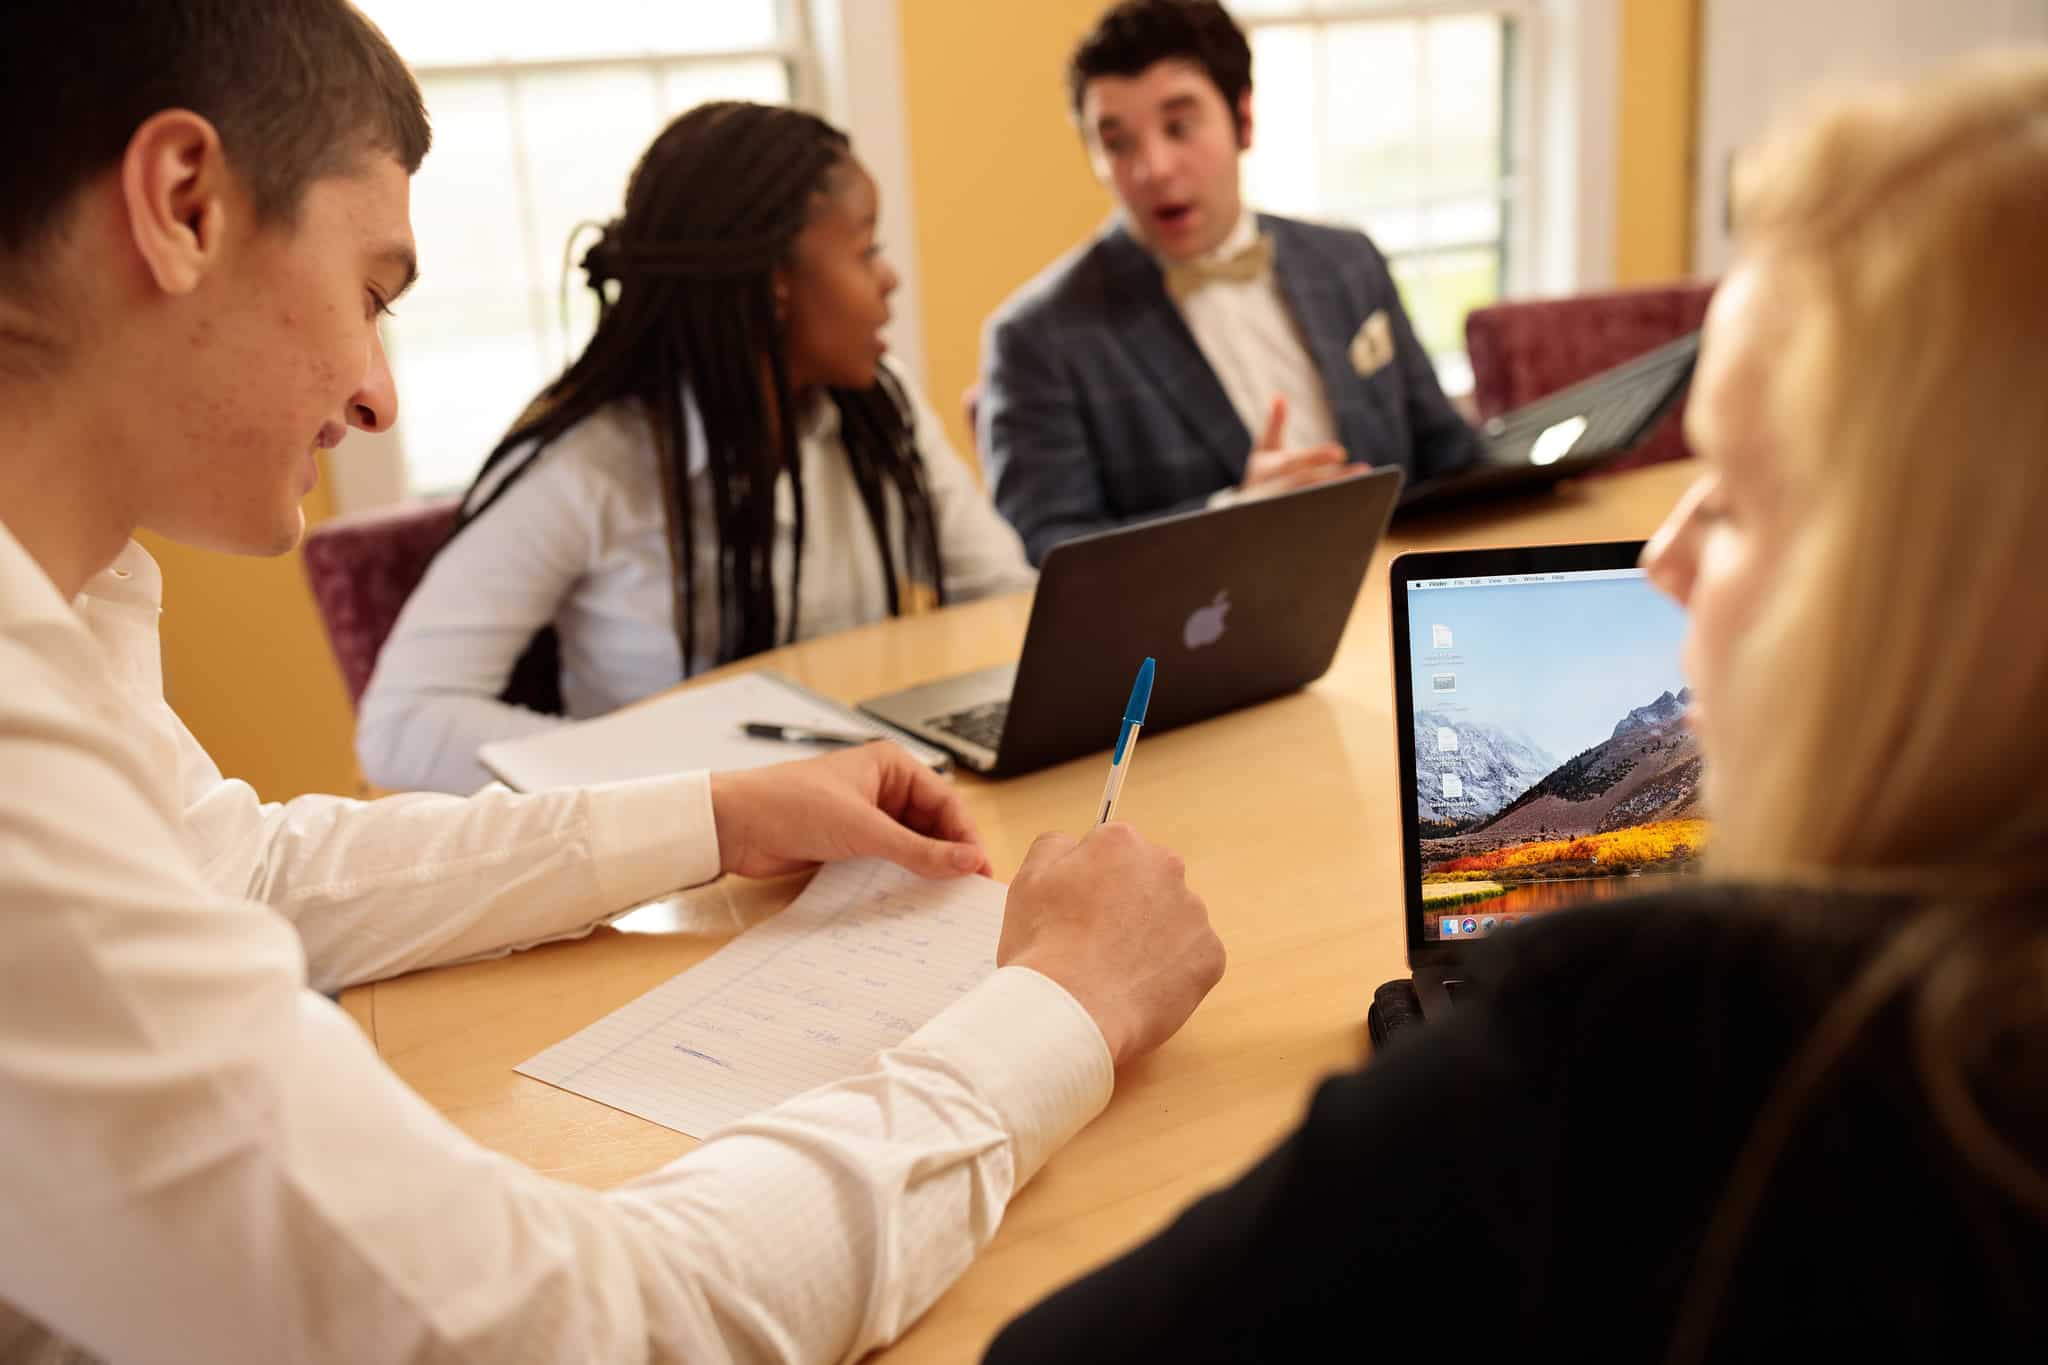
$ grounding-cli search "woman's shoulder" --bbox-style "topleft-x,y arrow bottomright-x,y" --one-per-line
1481,880 -> 1899,970
451,401 -> 666,559
1466,882 -> 1905,1048
531,400 -> 661,488
475,400 -> 658,503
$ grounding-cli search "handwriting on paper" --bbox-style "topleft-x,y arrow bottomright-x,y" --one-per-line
515,859 -> 1005,1138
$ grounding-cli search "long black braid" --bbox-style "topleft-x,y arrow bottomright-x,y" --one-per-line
445,101 -> 946,712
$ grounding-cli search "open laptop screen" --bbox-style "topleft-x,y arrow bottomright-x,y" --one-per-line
1392,543 -> 1707,947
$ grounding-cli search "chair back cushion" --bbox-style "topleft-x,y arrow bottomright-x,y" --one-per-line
301,498 -> 459,708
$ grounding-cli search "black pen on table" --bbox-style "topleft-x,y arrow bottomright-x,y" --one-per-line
742,721 -> 874,749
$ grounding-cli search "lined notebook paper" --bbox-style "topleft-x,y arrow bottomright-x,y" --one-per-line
477,670 -> 950,792
515,859 -> 1005,1138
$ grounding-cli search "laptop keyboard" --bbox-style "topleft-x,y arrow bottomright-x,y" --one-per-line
929,699 -> 1008,753
1576,356 -> 1688,449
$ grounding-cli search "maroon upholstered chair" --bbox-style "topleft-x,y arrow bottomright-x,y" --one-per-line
1464,281 -> 1716,475
301,497 -> 459,710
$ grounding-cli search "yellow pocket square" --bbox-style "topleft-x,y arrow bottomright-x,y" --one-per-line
1349,308 -> 1396,377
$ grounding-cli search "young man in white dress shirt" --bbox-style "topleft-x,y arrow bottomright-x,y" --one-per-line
979,0 -> 1486,563
0,4 -> 1224,1362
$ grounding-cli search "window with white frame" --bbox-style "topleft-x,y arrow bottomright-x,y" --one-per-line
1236,0 -> 1536,394
351,1 -> 819,496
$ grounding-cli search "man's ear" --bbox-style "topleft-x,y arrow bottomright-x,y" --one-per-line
120,110 -> 234,297
1236,88 -> 1255,153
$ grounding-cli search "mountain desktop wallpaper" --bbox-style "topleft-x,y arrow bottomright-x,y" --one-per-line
1408,573 -> 1705,935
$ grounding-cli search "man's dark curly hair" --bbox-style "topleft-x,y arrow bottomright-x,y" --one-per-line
1067,1 -> 1254,138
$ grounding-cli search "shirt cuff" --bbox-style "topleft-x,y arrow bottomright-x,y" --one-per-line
896,965 -> 1115,1185
1205,485 -> 1242,510
584,771 -> 723,908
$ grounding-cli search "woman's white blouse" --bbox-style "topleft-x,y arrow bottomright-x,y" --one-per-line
359,367 -> 1034,793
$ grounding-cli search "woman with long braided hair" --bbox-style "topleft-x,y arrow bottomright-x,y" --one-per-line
358,102 -> 1033,793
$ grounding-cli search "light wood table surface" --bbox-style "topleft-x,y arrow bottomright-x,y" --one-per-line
340,459 -> 1696,1362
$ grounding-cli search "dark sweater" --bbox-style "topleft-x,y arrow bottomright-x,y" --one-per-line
986,887 -> 2048,1362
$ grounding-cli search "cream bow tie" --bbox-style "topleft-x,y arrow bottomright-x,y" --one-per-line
1163,234 -> 1275,302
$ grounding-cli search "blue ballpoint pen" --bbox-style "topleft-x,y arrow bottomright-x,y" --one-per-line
1098,657 -> 1156,824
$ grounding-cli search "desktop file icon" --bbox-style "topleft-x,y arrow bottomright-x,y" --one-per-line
1431,624 -> 1454,650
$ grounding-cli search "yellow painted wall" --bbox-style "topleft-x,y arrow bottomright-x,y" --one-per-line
1616,0 -> 1701,283
140,462 -> 361,803
897,0 -> 1114,468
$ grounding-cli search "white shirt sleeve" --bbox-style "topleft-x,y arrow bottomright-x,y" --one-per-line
896,372 -> 1038,603
177,705 -> 722,993
1,583 -> 1115,1365
355,440 -> 602,796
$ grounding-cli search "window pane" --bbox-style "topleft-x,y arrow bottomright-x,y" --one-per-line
1424,15 -> 1503,197
356,0 -> 783,67
1232,0 -> 1444,15
1321,19 -> 1424,213
1424,192 -> 1503,250
390,335 -> 550,497
386,75 -> 547,496
1243,9 -> 1519,376
385,57 -> 798,495
348,4 -> 810,496
1245,26 -> 1319,217
659,55 -> 792,115
511,67 -> 668,373
1390,246 -> 1500,359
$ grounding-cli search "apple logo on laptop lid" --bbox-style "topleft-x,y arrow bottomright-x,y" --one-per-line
1183,590 -> 1230,650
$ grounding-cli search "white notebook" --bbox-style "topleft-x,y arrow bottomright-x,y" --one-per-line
515,858 -> 1005,1138
476,670 -> 950,791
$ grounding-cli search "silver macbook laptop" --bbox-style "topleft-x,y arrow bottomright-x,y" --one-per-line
861,466 -> 1404,778
1383,540 -> 1709,1026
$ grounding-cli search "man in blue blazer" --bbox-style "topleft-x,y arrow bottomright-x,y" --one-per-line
980,0 -> 1484,564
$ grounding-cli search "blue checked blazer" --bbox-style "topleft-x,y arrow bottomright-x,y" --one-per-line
979,214 -> 1484,563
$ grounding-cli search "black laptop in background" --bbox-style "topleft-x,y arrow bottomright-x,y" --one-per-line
861,467 -> 1404,778
1369,540 -> 1711,1043
1396,331 -> 1701,518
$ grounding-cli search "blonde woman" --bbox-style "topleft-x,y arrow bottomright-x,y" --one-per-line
985,54 -> 2048,1363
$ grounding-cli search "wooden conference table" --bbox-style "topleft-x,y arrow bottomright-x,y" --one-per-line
339,458 -> 1696,1361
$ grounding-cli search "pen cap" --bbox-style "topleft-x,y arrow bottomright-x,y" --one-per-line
1113,657 -> 1155,764
1124,657 -> 1156,725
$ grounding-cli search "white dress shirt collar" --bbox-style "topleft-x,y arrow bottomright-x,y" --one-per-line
1198,205 -> 1261,267
1149,206 -> 1341,453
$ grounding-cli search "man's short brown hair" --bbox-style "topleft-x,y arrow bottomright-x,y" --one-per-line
1068,1 -> 1254,137
0,1 -> 431,265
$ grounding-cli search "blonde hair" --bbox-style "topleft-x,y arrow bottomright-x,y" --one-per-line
1710,52 -> 2048,884
1668,53 -> 2048,1362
